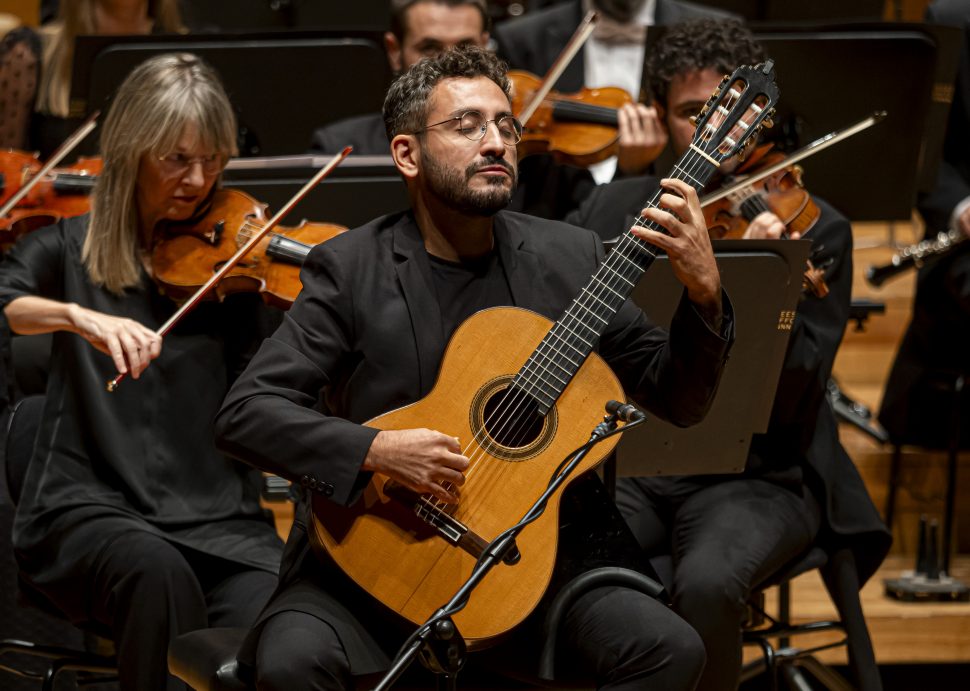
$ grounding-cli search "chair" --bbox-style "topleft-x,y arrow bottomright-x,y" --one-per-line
739,546 -> 881,691
168,627 -> 250,691
0,395 -> 118,690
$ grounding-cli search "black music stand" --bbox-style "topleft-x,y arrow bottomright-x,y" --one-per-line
752,22 -> 960,219
71,32 -> 390,156
177,0 -> 391,32
613,239 -> 810,478
221,155 -> 407,228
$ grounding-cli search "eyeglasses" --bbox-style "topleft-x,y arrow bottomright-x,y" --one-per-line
414,110 -> 523,146
156,152 -> 225,177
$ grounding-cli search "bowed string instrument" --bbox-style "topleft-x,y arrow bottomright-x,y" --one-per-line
699,111 -> 886,297
0,111 -> 100,249
511,10 -> 636,167
106,146 -> 353,392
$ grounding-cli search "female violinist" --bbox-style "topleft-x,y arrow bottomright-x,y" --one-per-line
567,19 -> 888,691
0,53 -> 282,691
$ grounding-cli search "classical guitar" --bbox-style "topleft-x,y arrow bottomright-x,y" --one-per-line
310,62 -> 780,647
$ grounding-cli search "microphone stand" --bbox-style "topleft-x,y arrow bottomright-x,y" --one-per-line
372,402 -> 646,691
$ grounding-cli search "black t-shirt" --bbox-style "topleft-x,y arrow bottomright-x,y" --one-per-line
428,250 -> 513,341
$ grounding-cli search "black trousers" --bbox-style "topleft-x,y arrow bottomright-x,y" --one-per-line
616,476 -> 822,691
31,529 -> 277,691
254,583 -> 705,691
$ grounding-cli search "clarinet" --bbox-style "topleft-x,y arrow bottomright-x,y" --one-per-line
866,228 -> 966,287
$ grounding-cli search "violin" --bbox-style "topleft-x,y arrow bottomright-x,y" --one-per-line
0,153 -> 101,250
1,113 -> 101,249
510,69 -> 631,167
108,146 -> 352,392
703,144 -> 820,240
699,144 -> 827,297
151,188 -> 346,309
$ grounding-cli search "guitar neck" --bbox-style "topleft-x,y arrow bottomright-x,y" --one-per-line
514,149 -> 718,415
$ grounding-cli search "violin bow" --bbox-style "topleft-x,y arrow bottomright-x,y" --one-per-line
106,146 -> 353,392
700,111 -> 886,207
515,10 -> 598,126
0,110 -> 101,219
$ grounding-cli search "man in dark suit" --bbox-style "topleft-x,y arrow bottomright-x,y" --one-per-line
493,0 -> 736,180
308,0 -> 490,155
216,46 -> 736,690
567,18 -> 890,691
879,0 -> 970,445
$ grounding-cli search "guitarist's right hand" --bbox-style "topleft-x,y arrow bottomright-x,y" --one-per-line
362,429 -> 470,504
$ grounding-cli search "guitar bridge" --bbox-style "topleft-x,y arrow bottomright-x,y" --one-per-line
384,482 -> 520,565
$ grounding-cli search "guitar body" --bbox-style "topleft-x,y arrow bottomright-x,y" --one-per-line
309,306 -> 624,647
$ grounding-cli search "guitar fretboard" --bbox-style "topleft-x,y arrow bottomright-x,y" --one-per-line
513,152 -> 718,415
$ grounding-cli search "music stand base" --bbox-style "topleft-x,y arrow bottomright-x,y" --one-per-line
884,573 -> 970,602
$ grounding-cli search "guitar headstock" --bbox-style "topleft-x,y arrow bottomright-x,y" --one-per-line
691,61 -> 780,166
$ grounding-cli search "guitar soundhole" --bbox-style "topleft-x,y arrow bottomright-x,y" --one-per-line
471,376 -> 557,462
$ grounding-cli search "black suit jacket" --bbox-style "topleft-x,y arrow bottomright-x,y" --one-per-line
493,0 -> 736,93
567,176 -> 891,584
216,208 -> 734,672
307,112 -> 389,156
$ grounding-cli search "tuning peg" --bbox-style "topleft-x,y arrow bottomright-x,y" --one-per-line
762,108 -> 776,129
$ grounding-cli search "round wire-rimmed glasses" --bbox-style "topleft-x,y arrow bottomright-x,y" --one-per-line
414,110 -> 523,146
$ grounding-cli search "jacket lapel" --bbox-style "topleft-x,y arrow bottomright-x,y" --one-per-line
495,213 -> 546,315
391,216 -> 445,395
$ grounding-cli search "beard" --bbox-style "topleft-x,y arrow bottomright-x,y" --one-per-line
421,150 -> 517,217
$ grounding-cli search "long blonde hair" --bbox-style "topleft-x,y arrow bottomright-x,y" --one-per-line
84,52 -> 238,294
37,0 -> 184,117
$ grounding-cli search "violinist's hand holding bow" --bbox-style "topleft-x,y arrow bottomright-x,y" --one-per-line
4,296 -> 161,379
68,304 -> 161,379
632,178 -> 723,329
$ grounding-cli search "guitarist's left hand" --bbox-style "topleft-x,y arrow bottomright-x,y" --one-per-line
631,177 -> 723,329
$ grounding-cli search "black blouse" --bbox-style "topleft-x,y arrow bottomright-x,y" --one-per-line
0,215 -> 281,586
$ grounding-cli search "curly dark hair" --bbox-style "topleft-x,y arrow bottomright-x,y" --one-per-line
382,45 -> 512,140
648,18 -> 765,108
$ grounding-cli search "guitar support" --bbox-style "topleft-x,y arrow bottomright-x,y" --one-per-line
372,402 -> 646,690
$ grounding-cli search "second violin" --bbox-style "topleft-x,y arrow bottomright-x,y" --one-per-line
702,144 -> 820,240
510,69 -> 632,167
